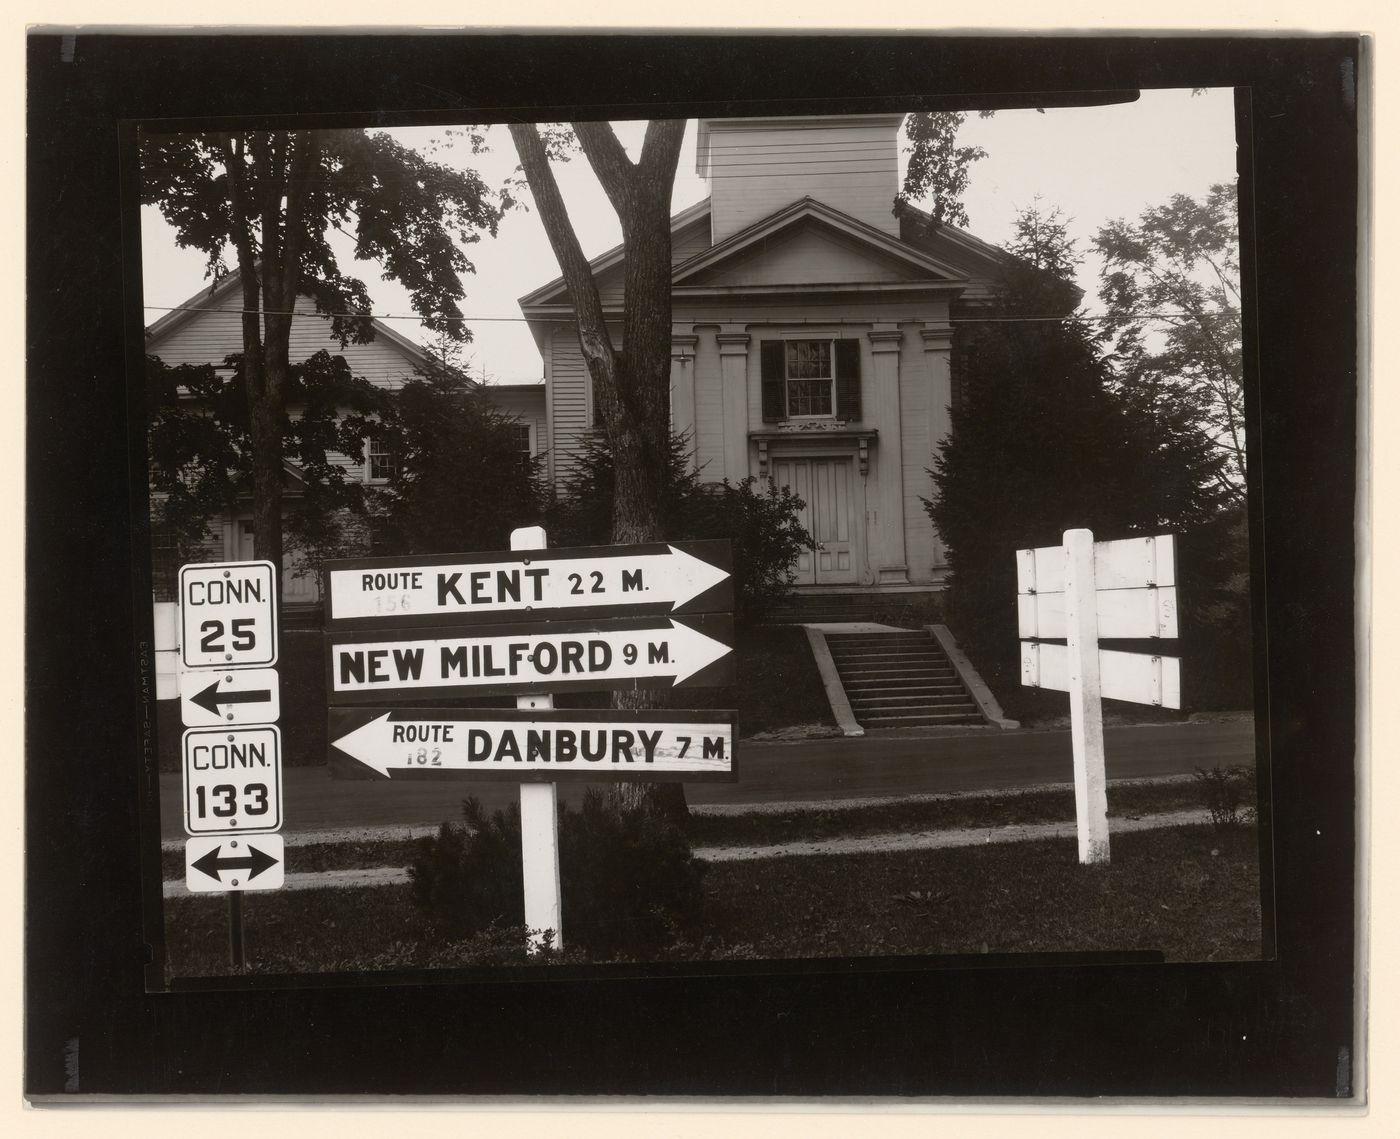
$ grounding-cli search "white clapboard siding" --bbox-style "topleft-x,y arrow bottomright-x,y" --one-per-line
702,118 -> 902,243
1020,641 -> 1182,710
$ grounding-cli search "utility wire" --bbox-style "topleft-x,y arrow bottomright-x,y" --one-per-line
144,302 -> 1238,326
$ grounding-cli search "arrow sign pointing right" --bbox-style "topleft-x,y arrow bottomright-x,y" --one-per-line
326,614 -> 735,703
325,539 -> 732,626
184,835 -> 285,893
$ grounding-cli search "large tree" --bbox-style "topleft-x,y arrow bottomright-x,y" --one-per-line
507,121 -> 686,546
506,120 -> 687,819
1093,183 -> 1246,503
140,128 -> 501,578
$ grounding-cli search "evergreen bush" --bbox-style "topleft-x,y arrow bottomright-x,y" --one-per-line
407,789 -> 708,959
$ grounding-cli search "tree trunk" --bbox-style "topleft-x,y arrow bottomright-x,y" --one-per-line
509,121 -> 692,826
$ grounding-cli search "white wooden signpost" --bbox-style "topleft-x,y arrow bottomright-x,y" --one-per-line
1016,531 -> 1182,865
324,529 -> 737,953
174,559 -> 286,966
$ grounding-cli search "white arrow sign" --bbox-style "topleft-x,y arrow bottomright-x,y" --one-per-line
178,667 -> 281,727
1018,585 -> 1179,640
326,616 -> 734,702
329,710 -> 736,779
1020,640 -> 1182,709
325,541 -> 731,625
184,835 -> 285,893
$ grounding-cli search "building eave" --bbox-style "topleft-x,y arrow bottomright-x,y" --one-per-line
516,197 -> 713,309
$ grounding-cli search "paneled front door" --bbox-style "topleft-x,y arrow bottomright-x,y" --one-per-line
771,457 -> 858,585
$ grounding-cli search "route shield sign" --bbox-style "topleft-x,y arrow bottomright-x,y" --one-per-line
182,725 -> 284,835
184,834 -> 285,893
324,613 -> 735,703
178,667 -> 281,727
324,540 -> 732,628
179,560 -> 279,669
328,707 -> 738,781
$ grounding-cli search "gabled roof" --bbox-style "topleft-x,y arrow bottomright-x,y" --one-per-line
518,195 -> 1016,319
145,267 -> 453,377
670,196 -> 973,287
517,197 -> 713,309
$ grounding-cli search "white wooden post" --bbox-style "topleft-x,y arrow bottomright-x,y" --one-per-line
1063,528 -> 1111,864
511,526 -> 564,950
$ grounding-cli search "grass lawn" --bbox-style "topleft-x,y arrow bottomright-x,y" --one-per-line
160,822 -> 1261,978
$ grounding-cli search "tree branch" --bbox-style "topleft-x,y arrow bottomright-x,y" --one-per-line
507,123 -> 617,379
573,121 -> 636,218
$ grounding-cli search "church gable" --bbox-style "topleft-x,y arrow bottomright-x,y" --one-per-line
674,217 -> 942,290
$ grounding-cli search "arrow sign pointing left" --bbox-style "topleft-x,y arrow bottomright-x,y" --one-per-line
178,667 -> 281,727
184,835 -> 285,893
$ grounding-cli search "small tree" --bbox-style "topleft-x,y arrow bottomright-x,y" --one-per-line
1094,183 -> 1246,503
369,366 -> 545,557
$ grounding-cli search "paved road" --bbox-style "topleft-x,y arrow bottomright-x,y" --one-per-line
158,720 -> 1254,841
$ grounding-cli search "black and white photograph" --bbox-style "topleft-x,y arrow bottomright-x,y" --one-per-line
137,92 -> 1264,980
26,30 -> 1363,1101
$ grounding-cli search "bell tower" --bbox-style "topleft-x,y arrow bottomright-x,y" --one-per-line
696,113 -> 905,245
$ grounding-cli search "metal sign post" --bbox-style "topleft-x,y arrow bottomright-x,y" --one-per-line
511,527 -> 564,952
175,559 -> 286,968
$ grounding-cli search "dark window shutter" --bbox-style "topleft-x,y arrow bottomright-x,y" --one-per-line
760,341 -> 785,422
835,339 -> 862,421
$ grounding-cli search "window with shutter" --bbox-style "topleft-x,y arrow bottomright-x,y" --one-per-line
761,338 -> 862,421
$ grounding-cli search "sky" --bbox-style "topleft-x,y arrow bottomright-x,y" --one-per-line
139,87 -> 1239,384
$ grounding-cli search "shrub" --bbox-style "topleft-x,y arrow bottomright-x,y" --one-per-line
545,433 -> 812,626
407,799 -> 524,939
407,789 -> 708,960
1191,765 -> 1256,828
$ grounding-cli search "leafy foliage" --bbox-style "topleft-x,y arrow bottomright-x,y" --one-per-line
408,790 -> 707,959
145,350 -> 388,545
368,364 -> 545,557
544,434 -> 813,626
926,202 -> 1235,710
141,127 -> 503,571
141,129 -> 501,345
1094,183 -> 1246,502
1191,765 -> 1256,829
898,111 -> 992,229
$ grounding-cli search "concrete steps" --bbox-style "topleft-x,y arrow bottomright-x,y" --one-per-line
825,631 -> 983,729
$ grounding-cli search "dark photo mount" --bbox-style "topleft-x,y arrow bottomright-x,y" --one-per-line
27,32 -> 1362,1099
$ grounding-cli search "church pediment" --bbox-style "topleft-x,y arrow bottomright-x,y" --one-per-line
670,198 -> 977,294
674,215 -> 944,290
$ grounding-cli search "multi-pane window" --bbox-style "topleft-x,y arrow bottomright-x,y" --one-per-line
510,423 -> 533,468
366,438 -> 395,482
784,340 -> 834,417
761,337 -> 862,424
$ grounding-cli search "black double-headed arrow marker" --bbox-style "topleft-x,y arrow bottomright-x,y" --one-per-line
190,842 -> 280,882
189,678 -> 275,717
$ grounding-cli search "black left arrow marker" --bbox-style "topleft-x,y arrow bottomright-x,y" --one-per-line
191,843 -> 279,882
190,679 -> 274,717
